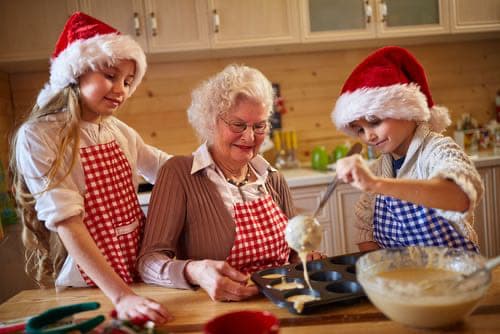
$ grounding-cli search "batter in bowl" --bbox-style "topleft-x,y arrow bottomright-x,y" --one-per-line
357,247 -> 491,328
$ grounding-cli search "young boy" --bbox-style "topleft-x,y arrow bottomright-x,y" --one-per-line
331,46 -> 483,252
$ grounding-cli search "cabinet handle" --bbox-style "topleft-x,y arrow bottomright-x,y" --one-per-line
364,1 -> 372,24
133,12 -> 141,36
379,1 -> 388,23
213,9 -> 220,33
150,12 -> 158,36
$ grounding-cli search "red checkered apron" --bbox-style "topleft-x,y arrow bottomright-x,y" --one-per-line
78,140 -> 145,286
226,193 -> 290,274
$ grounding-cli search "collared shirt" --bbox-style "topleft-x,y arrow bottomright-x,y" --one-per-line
191,143 -> 276,215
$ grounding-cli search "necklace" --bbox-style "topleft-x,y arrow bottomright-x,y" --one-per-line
226,166 -> 251,187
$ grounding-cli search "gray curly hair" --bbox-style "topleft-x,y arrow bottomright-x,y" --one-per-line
187,64 -> 274,144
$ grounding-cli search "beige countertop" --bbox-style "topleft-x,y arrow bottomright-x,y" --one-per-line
1,267 -> 500,333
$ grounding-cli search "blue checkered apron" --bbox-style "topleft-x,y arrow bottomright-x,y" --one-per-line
373,195 -> 478,252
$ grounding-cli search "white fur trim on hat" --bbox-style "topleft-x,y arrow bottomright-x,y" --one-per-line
331,83 -> 450,134
37,33 -> 146,108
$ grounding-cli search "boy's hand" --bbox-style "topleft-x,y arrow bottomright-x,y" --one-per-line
336,155 -> 378,192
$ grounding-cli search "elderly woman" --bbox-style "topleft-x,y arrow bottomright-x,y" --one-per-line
138,64 -> 318,301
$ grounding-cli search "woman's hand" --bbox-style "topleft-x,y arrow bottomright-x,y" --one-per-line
184,260 -> 258,301
336,155 -> 378,192
115,293 -> 172,324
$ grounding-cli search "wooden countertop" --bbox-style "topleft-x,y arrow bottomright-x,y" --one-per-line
1,267 -> 499,333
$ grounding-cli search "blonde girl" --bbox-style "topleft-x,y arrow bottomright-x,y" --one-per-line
10,12 -> 171,322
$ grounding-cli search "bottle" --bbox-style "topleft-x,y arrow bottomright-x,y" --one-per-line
273,130 -> 286,169
287,130 -> 300,168
495,127 -> 500,153
0,162 -> 18,227
496,90 -> 500,123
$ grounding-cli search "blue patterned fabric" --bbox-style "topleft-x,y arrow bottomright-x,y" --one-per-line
373,195 -> 478,252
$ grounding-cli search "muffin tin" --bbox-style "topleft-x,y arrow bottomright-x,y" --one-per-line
251,252 -> 366,314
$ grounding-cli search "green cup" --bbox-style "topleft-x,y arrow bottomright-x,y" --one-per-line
334,144 -> 349,162
311,146 -> 329,170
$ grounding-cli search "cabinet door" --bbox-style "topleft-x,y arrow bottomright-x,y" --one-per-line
376,0 -> 450,37
300,0 -> 376,42
331,184 -> 362,255
475,167 -> 497,257
76,0 -> 148,50
209,0 -> 301,48
144,0 -> 210,52
290,185 -> 334,256
0,0 -> 77,61
450,0 -> 500,33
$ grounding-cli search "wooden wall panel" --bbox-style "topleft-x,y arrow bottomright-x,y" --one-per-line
0,71 -> 13,168
5,38 -> 500,164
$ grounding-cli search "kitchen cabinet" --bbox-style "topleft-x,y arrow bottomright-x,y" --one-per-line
75,0 -> 210,52
450,0 -> 500,33
299,0 -> 450,43
290,184 -> 335,256
76,0 -> 300,52
209,0 -> 301,48
0,224 -> 37,303
0,0 -> 78,61
330,184 -> 362,255
290,183 -> 361,256
474,165 -> 500,257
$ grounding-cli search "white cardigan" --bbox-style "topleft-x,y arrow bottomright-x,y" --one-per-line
355,123 -> 483,245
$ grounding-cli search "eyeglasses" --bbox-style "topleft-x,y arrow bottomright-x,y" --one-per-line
219,116 -> 269,135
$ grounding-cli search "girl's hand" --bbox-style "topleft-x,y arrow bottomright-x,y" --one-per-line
336,154 -> 378,192
185,260 -> 259,301
115,294 -> 172,324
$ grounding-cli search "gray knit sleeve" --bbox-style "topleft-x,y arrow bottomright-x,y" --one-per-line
425,136 -> 483,214
422,136 -> 483,241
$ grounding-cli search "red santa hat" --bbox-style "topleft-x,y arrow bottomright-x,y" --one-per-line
332,46 -> 450,134
36,12 -> 147,108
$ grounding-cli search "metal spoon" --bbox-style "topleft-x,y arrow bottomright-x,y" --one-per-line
460,254 -> 500,281
285,142 -> 363,253
311,142 -> 363,219
418,254 -> 500,291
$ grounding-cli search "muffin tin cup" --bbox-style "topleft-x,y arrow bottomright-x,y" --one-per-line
251,252 -> 366,314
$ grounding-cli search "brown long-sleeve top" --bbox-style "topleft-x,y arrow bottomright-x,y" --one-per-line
137,155 -> 296,289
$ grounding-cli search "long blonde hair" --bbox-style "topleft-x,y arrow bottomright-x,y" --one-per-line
9,85 -> 82,287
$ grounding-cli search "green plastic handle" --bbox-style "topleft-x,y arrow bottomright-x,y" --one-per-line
26,302 -> 105,334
